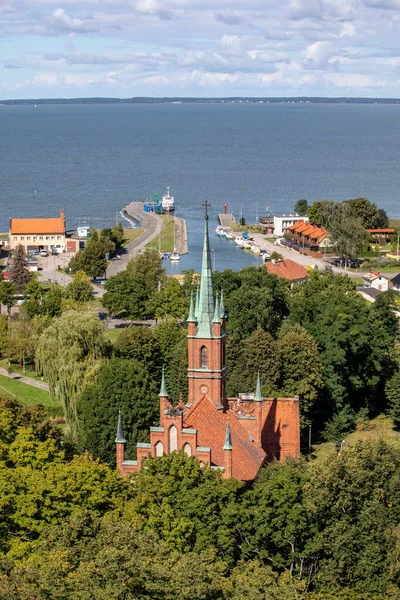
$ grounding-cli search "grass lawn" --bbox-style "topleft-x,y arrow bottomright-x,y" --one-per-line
312,416 -> 400,463
122,229 -> 143,246
230,221 -> 264,234
105,328 -> 123,342
0,374 -> 53,407
147,215 -> 175,252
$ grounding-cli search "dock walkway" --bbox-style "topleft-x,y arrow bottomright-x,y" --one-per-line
106,202 -> 163,277
218,213 -> 236,232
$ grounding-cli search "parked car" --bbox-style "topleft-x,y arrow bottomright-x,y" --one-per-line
40,250 -> 48,257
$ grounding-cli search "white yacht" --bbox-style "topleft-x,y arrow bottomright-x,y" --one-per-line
162,187 -> 175,212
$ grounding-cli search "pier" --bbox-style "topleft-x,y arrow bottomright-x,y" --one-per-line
107,202 -> 187,278
218,213 -> 236,232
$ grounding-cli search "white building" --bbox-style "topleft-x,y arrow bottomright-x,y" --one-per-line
363,272 -> 389,292
273,215 -> 309,237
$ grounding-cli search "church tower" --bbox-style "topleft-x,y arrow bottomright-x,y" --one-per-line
187,204 -> 227,408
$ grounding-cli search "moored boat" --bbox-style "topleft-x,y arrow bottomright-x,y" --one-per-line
162,187 -> 175,212
216,226 -> 227,237
170,250 -> 180,261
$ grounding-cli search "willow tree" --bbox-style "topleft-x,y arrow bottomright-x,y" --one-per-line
35,310 -> 110,435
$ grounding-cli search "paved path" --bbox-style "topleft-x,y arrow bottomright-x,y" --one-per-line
106,203 -> 163,278
0,367 -> 50,391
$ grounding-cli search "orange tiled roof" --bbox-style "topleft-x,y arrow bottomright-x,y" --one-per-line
266,258 -> 308,281
288,220 -> 306,232
10,212 -> 65,235
308,226 -> 326,240
184,396 -> 266,482
296,222 -> 311,234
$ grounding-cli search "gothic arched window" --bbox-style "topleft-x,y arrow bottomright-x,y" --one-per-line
155,441 -> 163,457
169,425 -> 177,452
200,346 -> 208,369
183,443 -> 192,456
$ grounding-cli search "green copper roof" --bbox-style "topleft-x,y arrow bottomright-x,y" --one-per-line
223,420 -> 233,450
159,366 -> 168,397
196,217 -> 215,337
254,371 -> 263,402
115,411 -> 126,443
187,291 -> 196,322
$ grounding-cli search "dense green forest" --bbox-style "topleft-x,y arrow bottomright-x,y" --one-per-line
1,247 -> 400,597
0,398 -> 399,598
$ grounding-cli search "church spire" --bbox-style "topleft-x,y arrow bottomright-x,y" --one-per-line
196,203 -> 215,337
115,410 -> 126,443
159,366 -> 168,397
254,371 -> 263,402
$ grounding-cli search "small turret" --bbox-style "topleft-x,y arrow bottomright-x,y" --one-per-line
195,285 -> 200,320
223,418 -> 233,478
223,419 -> 233,450
115,411 -> 126,472
213,291 -> 221,324
115,410 -> 126,443
187,291 -> 196,323
254,371 -> 263,402
219,288 -> 226,320
159,366 -> 168,398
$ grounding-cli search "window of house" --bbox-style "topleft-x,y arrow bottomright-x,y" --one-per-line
183,443 -> 192,456
13,237 -> 17,241
26,237 -> 31,241
57,236 -> 61,240
200,346 -> 208,369
20,237 -> 24,241
169,426 -> 177,452
39,236 -> 43,240
155,441 -> 163,457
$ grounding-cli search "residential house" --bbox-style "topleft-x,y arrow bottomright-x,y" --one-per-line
286,220 -> 330,251
391,274 -> 400,292
367,228 -> 395,246
265,258 -> 309,285
362,272 -> 389,292
10,210 -> 67,252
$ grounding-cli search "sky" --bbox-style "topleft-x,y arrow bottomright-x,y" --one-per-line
1,0 -> 400,98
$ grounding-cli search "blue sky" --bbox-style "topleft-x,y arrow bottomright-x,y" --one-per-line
1,0 -> 400,98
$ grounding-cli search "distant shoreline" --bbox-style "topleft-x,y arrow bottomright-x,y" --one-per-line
1,96 -> 400,106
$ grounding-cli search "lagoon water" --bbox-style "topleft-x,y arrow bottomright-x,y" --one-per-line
1,102 -> 400,272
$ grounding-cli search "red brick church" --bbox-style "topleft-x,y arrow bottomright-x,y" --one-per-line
116,210 -> 300,482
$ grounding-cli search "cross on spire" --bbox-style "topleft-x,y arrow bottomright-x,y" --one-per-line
202,201 -> 211,220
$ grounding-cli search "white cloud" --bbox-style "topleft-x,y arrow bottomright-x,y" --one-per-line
2,0 -> 400,96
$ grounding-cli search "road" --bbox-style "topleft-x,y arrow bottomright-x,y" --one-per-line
106,202 -> 163,278
247,232 -> 370,279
